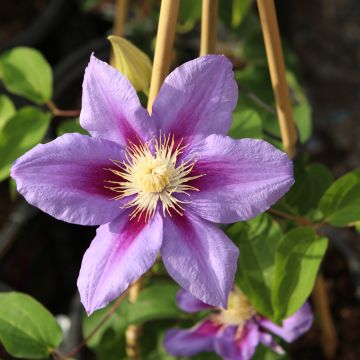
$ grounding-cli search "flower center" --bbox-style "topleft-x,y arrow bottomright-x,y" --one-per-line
105,134 -> 203,220
218,288 -> 256,326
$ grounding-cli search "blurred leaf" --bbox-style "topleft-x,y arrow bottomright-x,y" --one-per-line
319,169 -> 360,226
92,328 -> 126,360
0,47 -> 52,104
272,228 -> 328,321
228,214 -> 282,318
9,178 -> 18,201
0,292 -> 62,359
284,162 -> 333,216
179,0 -> 202,22
0,106 -> 51,181
0,95 -> 15,129
108,36 -> 152,92
229,108 -> 262,139
253,345 -> 289,360
232,0 -> 253,28
128,281 -> 183,324
56,118 -> 88,136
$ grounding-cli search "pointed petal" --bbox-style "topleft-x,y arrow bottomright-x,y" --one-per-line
77,210 -> 163,314
80,54 -> 155,145
259,332 -> 285,354
176,288 -> 214,313
214,322 -> 260,360
184,135 -> 294,223
259,302 -> 313,343
152,55 -> 237,139
164,319 -> 220,357
11,133 -> 125,225
161,212 -> 239,308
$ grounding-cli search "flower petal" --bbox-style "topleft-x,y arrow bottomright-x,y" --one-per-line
184,135 -> 294,223
161,211 -> 239,308
80,54 -> 155,145
259,302 -> 313,343
77,210 -> 163,314
259,331 -> 285,355
214,322 -> 260,360
152,55 -> 237,139
11,133 -> 125,225
164,319 -> 221,357
176,288 -> 214,313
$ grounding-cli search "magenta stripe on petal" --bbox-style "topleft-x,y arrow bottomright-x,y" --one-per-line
11,133 -> 126,226
80,54 -> 155,146
161,211 -> 239,308
78,210 -> 163,314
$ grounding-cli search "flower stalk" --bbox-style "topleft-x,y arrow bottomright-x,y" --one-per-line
147,0 -> 180,113
200,0 -> 218,56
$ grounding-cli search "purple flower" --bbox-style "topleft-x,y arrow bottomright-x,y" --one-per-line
11,54 -> 294,314
164,288 -> 313,359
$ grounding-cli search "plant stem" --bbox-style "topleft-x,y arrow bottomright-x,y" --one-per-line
268,208 -> 313,226
312,274 -> 338,358
113,0 -> 129,37
147,0 -> 180,114
256,0 -> 297,158
47,100 -> 80,118
125,277 -> 144,360
64,292 -> 128,359
200,0 -> 218,56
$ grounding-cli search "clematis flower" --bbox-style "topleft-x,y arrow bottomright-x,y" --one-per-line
164,288 -> 313,359
10,54 -> 294,314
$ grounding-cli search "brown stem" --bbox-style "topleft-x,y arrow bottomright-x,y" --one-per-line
47,100 -> 80,118
268,208 -> 313,226
200,0 -> 218,56
125,278 -> 144,360
64,292 -> 128,359
312,274 -> 337,358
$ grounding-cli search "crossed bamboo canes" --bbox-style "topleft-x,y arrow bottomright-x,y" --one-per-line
108,1 -> 336,359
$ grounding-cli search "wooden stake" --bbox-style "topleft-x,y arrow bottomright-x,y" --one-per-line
312,274 -> 338,358
113,0 -> 129,37
256,0 -> 297,158
200,0 -> 218,56
147,0 -> 180,114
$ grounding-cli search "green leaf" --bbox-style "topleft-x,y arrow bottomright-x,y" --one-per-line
228,214 -> 282,318
0,95 -> 15,129
0,106 -> 51,181
319,168 -> 360,226
284,162 -> 333,216
179,0 -> 202,22
232,0 -> 253,28
0,292 -> 62,359
253,344 -> 289,360
272,227 -> 328,321
56,118 -> 88,136
229,108 -> 262,139
127,281 -> 183,324
0,47 -> 52,104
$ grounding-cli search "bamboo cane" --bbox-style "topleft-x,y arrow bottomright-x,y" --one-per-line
147,0 -> 180,114
113,0 -> 129,37
256,0 -> 297,158
256,1 -> 337,357
200,0 -> 218,56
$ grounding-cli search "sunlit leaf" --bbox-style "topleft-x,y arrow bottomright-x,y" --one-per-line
0,106 -> 51,181
56,118 -> 88,136
108,36 -> 152,92
272,228 -> 328,321
0,95 -> 16,129
0,292 -> 62,359
229,108 -> 262,139
319,168 -> 360,226
0,47 -> 52,104
228,214 -> 282,318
